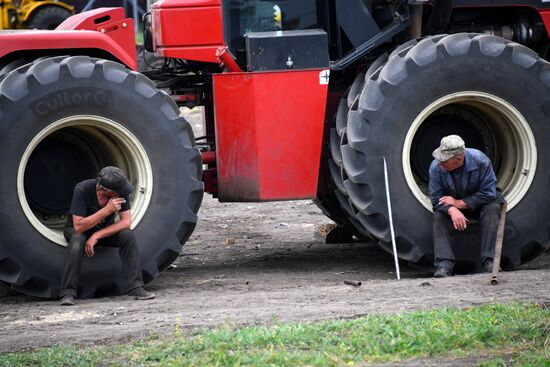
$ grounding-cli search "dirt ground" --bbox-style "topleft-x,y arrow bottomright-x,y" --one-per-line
1,110 -> 549,360
1,195 -> 549,356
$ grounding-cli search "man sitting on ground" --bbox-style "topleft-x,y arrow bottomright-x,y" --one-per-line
429,135 -> 503,278
59,166 -> 154,305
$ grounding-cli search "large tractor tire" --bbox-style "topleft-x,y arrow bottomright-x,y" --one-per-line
318,42 -> 422,240
313,72 -> 371,240
318,49 -> 408,240
0,56 -> 203,298
336,34 -> 550,271
26,6 -> 72,30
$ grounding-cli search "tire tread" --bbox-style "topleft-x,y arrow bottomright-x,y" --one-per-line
337,33 -> 549,269
0,56 -> 203,298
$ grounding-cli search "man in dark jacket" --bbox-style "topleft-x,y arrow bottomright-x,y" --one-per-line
59,166 -> 154,305
429,135 -> 502,278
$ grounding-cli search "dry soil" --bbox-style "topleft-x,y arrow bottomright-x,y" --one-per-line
1,109 -> 549,361
1,195 -> 549,355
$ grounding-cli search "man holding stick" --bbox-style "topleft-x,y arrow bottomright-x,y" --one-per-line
429,135 -> 503,278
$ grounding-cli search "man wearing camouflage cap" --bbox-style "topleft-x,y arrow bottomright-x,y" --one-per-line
59,166 -> 154,305
429,135 -> 503,277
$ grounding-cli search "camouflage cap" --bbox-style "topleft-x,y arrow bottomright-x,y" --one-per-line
97,166 -> 133,197
432,135 -> 466,162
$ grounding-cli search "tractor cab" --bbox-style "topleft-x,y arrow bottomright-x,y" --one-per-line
146,0 -> 410,71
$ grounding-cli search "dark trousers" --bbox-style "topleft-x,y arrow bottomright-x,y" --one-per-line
60,227 -> 144,297
433,202 -> 501,270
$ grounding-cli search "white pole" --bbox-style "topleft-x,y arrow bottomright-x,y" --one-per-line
133,0 -> 139,36
383,157 -> 401,280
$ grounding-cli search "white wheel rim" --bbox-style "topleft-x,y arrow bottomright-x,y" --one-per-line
403,91 -> 537,212
17,115 -> 153,246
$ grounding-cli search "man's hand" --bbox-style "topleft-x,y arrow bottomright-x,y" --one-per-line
448,207 -> 468,231
439,196 -> 458,207
85,235 -> 99,257
439,196 -> 469,210
104,198 -> 126,215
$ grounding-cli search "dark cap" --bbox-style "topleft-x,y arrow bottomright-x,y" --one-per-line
97,166 -> 133,197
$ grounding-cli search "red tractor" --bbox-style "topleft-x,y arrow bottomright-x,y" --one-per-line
1,0 -> 549,298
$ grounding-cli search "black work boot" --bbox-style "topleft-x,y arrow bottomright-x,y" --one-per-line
434,267 -> 453,278
60,294 -> 76,306
127,287 -> 155,300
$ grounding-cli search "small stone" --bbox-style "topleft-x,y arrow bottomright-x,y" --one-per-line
224,238 -> 235,245
315,223 -> 355,244
419,281 -> 432,287
318,223 -> 337,237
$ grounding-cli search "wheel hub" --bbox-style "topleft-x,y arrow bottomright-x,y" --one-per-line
403,91 -> 537,211
17,115 -> 153,246
24,130 -> 99,215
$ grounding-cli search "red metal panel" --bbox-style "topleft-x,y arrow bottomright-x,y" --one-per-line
0,8 -> 137,70
539,10 -> 550,38
213,69 -> 329,201
152,0 -> 223,63
154,0 -> 220,8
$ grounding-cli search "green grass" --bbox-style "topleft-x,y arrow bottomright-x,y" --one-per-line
135,31 -> 144,45
479,349 -> 550,367
0,303 -> 548,366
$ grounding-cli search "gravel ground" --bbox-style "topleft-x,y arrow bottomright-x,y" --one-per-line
0,194 -> 548,355
1,109 -> 548,362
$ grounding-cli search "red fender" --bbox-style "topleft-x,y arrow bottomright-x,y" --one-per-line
0,8 -> 137,70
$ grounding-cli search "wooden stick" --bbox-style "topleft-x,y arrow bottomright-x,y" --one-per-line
491,201 -> 507,285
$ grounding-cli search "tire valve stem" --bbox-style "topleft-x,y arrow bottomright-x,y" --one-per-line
521,168 -> 529,175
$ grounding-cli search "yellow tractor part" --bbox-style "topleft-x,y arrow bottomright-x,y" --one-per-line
0,0 -> 74,30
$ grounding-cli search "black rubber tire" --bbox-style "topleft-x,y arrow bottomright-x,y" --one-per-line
26,6 -> 72,30
327,73 -> 369,237
0,59 -> 29,79
313,128 -> 364,239
322,52 -> 397,240
338,34 -> 550,270
326,47 -> 424,241
314,54 -> 391,240
0,56 -> 203,298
